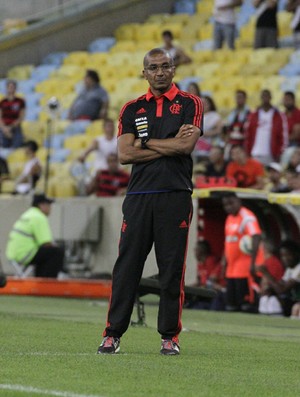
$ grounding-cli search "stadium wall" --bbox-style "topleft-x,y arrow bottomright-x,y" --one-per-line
0,0 -> 175,76
0,196 -> 199,285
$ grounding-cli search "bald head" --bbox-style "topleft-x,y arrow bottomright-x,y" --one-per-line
143,48 -> 174,68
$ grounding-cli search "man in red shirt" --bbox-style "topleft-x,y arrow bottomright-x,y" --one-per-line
86,153 -> 130,197
226,144 -> 265,189
222,191 -> 263,312
282,91 -> 300,146
0,80 -> 25,148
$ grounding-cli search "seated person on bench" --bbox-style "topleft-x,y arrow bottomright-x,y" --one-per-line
6,194 -> 64,278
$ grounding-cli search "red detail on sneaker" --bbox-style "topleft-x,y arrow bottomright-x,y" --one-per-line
136,107 -> 146,114
121,220 -> 127,233
179,220 -> 188,228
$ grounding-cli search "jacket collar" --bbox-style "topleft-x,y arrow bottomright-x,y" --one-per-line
145,83 -> 179,102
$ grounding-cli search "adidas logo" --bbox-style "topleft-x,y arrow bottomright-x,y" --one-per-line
179,220 -> 188,229
136,108 -> 146,114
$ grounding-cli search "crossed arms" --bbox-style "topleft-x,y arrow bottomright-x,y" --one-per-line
118,124 -> 201,165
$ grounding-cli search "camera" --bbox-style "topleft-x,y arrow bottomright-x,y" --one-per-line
47,96 -> 59,111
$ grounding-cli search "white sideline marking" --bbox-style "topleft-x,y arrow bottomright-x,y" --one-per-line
0,384 -> 105,397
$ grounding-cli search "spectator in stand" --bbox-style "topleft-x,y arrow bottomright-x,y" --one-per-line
257,240 -> 300,316
226,144 -> 265,189
286,0 -> 300,49
14,140 -> 42,194
288,164 -> 300,192
6,194 -> 64,278
222,191 -> 263,312
245,89 -> 286,166
264,162 -> 289,192
253,0 -> 278,48
253,239 -> 285,315
0,79 -> 25,149
194,95 -> 223,160
213,0 -> 242,50
186,82 -> 202,98
69,70 -> 109,121
161,30 -> 192,67
205,145 -> 228,177
78,118 -> 117,172
226,90 -> 251,144
86,153 -> 130,197
287,147 -> 300,169
282,91 -> 300,146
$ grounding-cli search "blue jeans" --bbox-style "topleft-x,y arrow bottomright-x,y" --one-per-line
0,126 -> 24,148
213,21 -> 236,50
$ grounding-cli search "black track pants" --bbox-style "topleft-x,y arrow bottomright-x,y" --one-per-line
30,245 -> 64,278
103,191 -> 193,339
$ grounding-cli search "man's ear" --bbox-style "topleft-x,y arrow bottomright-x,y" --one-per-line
142,70 -> 148,80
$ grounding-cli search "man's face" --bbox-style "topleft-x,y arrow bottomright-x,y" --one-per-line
261,90 -> 271,106
6,82 -> 16,96
143,53 -> 175,93
104,121 -> 115,138
283,94 -> 295,110
280,247 -> 297,269
209,147 -> 223,163
39,203 -> 51,216
222,196 -> 241,215
230,146 -> 244,163
84,75 -> 95,89
236,92 -> 246,108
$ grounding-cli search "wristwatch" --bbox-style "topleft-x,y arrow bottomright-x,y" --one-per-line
141,137 -> 150,149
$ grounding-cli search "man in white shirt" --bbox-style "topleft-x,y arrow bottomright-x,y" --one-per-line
213,0 -> 242,49
245,89 -> 287,165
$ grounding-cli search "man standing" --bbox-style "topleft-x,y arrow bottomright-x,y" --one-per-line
0,79 -> 25,148
97,48 -> 203,355
282,91 -> 300,146
253,0 -> 278,48
69,70 -> 109,121
245,89 -> 286,165
222,192 -> 263,312
213,0 -> 242,50
6,194 -> 64,278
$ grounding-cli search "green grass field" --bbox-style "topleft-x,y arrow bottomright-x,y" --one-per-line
1,295 -> 300,397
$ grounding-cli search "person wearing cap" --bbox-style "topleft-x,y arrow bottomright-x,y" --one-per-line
264,162 -> 289,193
0,79 -> 25,149
6,194 -> 64,277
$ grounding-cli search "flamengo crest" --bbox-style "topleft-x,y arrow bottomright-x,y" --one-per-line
169,103 -> 182,114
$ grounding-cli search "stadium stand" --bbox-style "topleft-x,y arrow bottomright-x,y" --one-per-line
0,0 -> 300,197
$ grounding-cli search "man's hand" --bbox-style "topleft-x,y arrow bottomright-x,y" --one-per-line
176,124 -> 196,138
2,126 -> 12,138
133,139 -> 142,148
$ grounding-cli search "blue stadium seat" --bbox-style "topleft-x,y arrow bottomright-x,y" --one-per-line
24,92 -> 43,107
31,65 -> 58,82
50,148 -> 71,163
173,0 -> 196,14
88,37 -> 116,53
41,52 -> 68,66
44,134 -> 66,149
24,106 -> 42,121
193,40 -> 213,50
279,64 -> 300,77
64,120 -> 91,136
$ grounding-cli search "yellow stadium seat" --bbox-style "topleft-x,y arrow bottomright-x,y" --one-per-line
7,65 -> 34,80
109,41 -> 136,53
51,65 -> 85,80
130,80 -> 149,94
7,162 -> 24,179
135,41 -> 158,52
278,11 -> 293,37
146,14 -> 170,24
192,50 -> 214,63
87,52 -> 108,66
194,62 -> 220,79
60,93 -> 77,110
52,177 -> 77,198
197,24 -> 213,41
212,49 -> 235,63
180,26 -> 199,40
175,64 -> 196,80
165,13 -> 190,25
3,18 -> 27,34
248,48 -> 275,64
64,135 -> 93,151
159,23 -> 183,39
106,52 -> 133,66
36,147 -> 51,163
200,79 -> 222,92
63,51 -> 90,67
49,162 -> 72,178
85,120 -> 105,136
196,0 -> 214,14
134,24 -> 161,42
114,23 -> 141,41
0,180 -> 15,194
7,148 -> 27,164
